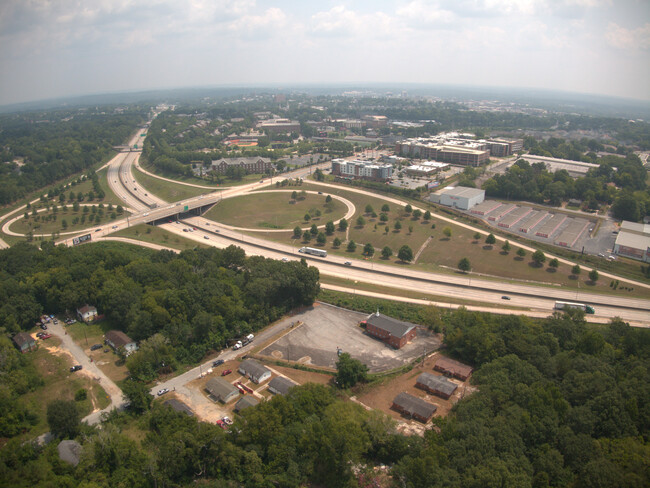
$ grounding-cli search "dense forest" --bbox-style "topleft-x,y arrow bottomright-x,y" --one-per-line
0,292 -> 648,487
0,107 -> 146,205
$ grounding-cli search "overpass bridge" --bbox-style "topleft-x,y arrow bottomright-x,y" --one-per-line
128,193 -> 222,227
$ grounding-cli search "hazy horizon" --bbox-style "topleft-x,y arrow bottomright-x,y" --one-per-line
1,1 -> 649,107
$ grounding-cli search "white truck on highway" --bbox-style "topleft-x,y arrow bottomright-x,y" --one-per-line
232,334 -> 254,350
554,301 -> 595,314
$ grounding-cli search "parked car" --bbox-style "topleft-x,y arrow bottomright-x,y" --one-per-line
40,333 -> 52,339
222,416 -> 233,425
221,369 -> 232,376
70,365 -> 82,372
216,419 -> 227,429
157,388 -> 170,396
90,344 -> 102,351
40,324 -> 48,330
344,261 -> 352,266
501,296 -> 511,300
213,359 -> 225,367
281,257 -> 289,262
36,332 -> 45,338
204,235 -> 209,240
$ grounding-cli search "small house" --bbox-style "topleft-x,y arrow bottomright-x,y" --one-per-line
57,440 -> 82,466
163,398 -> 194,416
205,378 -> 239,404
415,372 -> 458,400
268,376 -> 298,396
77,304 -> 98,322
104,330 -> 138,356
13,332 -> 36,353
433,357 -> 473,381
234,396 -> 260,413
391,392 -> 437,423
363,311 -> 417,349
238,359 -> 272,384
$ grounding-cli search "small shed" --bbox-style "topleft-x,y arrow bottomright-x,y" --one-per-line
415,372 -> 458,400
268,376 -> 298,396
391,392 -> 437,423
57,440 -> 82,466
163,398 -> 194,416
13,332 -> 36,353
234,396 -> 260,413
433,357 -> 473,381
77,304 -> 98,322
238,359 -> 272,384
205,377 -> 239,403
363,312 -> 417,349
104,330 -> 138,356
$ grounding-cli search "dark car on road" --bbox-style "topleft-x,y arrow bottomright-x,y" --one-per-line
90,344 -> 102,351
213,359 -> 225,367
70,365 -> 82,372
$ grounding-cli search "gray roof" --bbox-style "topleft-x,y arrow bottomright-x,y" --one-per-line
105,330 -> 134,348
163,398 -> 194,416
416,373 -> 458,397
57,440 -> 82,466
434,186 -> 485,199
234,396 -> 260,412
13,332 -> 35,347
615,231 -> 650,251
238,359 -> 271,381
393,392 -> 437,420
268,376 -> 298,396
205,377 -> 239,402
365,312 -> 417,339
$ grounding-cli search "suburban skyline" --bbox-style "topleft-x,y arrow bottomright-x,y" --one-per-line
1,0 -> 649,106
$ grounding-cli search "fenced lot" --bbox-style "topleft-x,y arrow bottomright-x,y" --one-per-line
259,302 -> 441,373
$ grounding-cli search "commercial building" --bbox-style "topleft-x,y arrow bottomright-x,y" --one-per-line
391,392 -> 437,423
362,311 -> 418,349
415,373 -> 458,400
434,357 -> 473,381
256,118 -> 300,134
362,115 -> 388,128
268,376 -> 298,396
77,304 -> 98,322
429,186 -> 485,210
104,330 -> 138,356
205,377 -> 239,403
13,332 -> 36,353
614,221 -> 650,262
331,159 -> 393,181
210,157 -> 273,175
405,161 -> 449,176
238,359 -> 272,384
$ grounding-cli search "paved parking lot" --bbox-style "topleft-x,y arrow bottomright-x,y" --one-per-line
259,303 -> 441,373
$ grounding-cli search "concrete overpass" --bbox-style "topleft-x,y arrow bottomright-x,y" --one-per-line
137,192 -> 222,225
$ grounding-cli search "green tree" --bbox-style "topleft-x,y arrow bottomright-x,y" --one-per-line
325,194 -> 332,203
412,209 -> 422,219
47,399 -> 80,439
394,220 -> 402,231
333,237 -> 342,247
485,233 -> 496,245
381,204 -> 390,212
473,232 -> 481,241
122,379 -> 153,413
589,269 -> 599,283
502,240 -> 511,253
293,226 -> 302,238
380,213 -> 389,222
532,250 -> 546,266
347,240 -> 357,252
303,231 -> 311,242
423,210 -> 431,221
335,352 -> 368,389
549,258 -> 559,270
325,221 -> 335,235
458,257 -> 471,273
365,204 -> 374,214
338,218 -> 348,231
572,264 -> 581,275
517,248 -> 526,259
310,224 -> 318,235
317,232 -> 326,245
356,216 -> 366,227
363,243 -> 375,257
443,226 -> 452,238
304,213 -> 311,222
398,245 -> 413,262
405,204 -> 412,214
291,190 -> 298,201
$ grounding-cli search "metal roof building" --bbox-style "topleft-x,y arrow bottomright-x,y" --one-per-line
268,376 -> 298,396
415,373 -> 458,399
238,359 -> 272,384
163,398 -> 194,416
434,357 -> 473,381
391,392 -> 437,423
363,312 -> 418,349
205,377 -> 239,404
234,396 -> 260,412
429,186 -> 485,210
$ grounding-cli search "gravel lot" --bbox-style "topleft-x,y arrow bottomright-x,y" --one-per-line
260,302 -> 441,373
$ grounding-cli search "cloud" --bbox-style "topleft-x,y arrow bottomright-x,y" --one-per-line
396,1 -> 455,27
605,22 -> 650,50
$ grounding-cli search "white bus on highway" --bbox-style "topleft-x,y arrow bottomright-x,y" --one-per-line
298,247 -> 327,257
554,301 -> 595,314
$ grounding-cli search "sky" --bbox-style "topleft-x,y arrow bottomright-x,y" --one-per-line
0,0 -> 649,106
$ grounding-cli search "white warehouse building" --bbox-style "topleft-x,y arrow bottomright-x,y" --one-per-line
430,186 -> 485,210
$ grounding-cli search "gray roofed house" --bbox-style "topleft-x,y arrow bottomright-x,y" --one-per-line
391,392 -> 437,423
205,377 -> 240,403
234,396 -> 260,412
58,440 -> 82,466
415,372 -> 458,399
238,359 -> 272,384
163,398 -> 194,416
267,376 -> 298,396
364,312 -> 418,349
13,332 -> 36,353
104,330 -> 138,356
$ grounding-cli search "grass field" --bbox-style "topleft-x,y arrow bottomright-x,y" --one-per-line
204,192 -> 346,229
139,160 -> 271,188
133,165 -> 207,201
113,224 -> 210,251
10,204 -> 126,236
16,337 -> 110,442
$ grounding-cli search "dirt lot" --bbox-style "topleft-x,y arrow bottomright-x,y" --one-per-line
357,351 -> 477,435
259,303 -> 441,373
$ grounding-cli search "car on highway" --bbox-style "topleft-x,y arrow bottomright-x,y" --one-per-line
157,388 -> 170,396
281,257 -> 288,262
90,344 -> 102,351
95,228 -> 101,232
501,296 -> 511,300
70,365 -> 82,372
221,369 -> 232,376
204,236 -> 209,240
112,225 -> 118,229
213,359 -> 224,367
344,261 -> 352,266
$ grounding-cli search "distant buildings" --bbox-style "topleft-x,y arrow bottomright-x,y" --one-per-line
405,161 -> 448,176
331,159 -> 393,181
614,221 -> 650,262
210,157 -> 273,175
256,118 -> 300,134
429,186 -> 485,210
